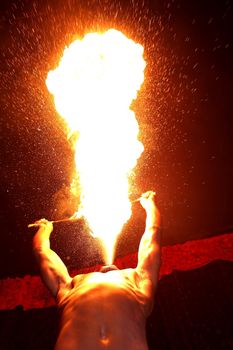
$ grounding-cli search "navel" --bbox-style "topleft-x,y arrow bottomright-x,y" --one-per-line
99,326 -> 110,346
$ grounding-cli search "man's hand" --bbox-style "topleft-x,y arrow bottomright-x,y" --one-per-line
29,218 -> 53,232
140,191 -> 156,210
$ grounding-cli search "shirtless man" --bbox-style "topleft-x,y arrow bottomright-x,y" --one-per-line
33,191 -> 161,349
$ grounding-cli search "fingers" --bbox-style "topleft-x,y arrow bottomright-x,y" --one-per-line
28,218 -> 53,228
141,191 -> 156,200
139,191 -> 157,209
33,218 -> 48,226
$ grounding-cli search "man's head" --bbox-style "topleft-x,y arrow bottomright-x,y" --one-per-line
100,265 -> 119,273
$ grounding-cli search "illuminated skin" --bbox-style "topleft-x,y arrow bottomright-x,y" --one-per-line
33,191 -> 161,350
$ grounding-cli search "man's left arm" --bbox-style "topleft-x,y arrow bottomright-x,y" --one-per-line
136,192 -> 162,299
33,219 -> 72,298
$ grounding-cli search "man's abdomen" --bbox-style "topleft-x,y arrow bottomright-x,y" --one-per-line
55,284 -> 148,350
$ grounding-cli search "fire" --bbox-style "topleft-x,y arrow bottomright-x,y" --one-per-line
46,29 -> 145,264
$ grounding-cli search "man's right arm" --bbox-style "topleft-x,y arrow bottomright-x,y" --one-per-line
136,191 -> 161,298
33,219 -> 72,298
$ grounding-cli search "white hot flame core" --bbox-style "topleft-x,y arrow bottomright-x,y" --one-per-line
46,29 -> 145,264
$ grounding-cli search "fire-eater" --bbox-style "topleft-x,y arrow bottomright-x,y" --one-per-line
32,191 -> 161,350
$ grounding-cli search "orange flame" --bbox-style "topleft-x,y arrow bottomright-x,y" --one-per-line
46,29 -> 145,264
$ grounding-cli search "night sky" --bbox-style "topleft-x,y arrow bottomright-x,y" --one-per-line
0,0 -> 232,278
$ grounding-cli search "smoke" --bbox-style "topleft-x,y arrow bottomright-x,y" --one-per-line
51,185 -> 80,220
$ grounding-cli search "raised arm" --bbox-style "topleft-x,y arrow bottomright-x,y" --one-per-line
32,219 -> 72,298
136,191 -> 161,298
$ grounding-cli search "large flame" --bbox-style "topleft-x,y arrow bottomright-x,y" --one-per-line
46,29 -> 145,264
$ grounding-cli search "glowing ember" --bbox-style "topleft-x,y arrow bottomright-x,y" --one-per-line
46,29 -> 145,264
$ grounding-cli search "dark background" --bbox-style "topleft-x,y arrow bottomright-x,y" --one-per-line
0,0 -> 232,278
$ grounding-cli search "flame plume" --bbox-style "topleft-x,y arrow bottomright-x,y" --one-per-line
46,29 -> 145,264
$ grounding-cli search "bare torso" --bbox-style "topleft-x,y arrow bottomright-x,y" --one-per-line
55,268 -> 152,350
